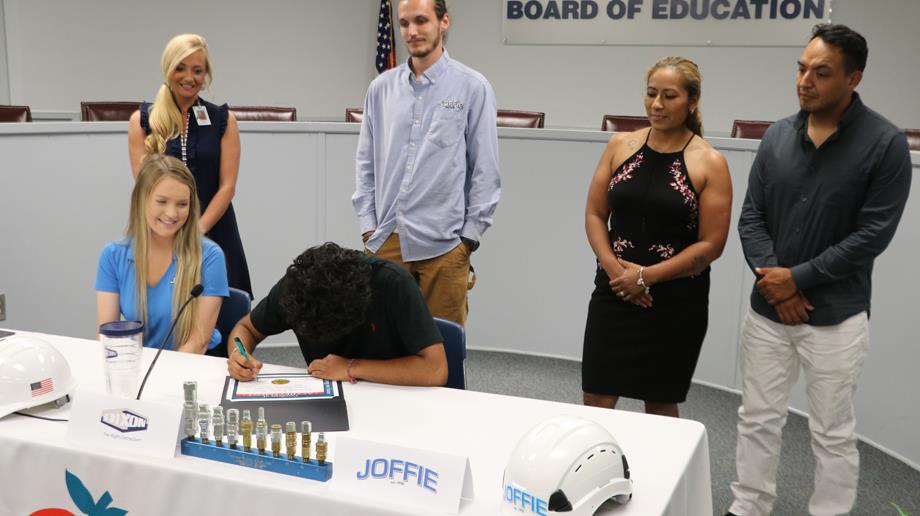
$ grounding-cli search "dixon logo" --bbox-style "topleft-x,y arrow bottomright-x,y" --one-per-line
356,458 -> 439,493
504,484 -> 548,515
100,409 -> 148,433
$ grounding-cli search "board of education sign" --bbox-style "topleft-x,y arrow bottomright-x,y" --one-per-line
502,0 -> 832,46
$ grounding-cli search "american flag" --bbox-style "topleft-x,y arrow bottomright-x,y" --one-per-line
31,377 -> 54,397
376,0 -> 397,73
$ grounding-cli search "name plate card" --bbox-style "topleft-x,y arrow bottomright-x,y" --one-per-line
333,436 -> 474,514
66,387 -> 183,460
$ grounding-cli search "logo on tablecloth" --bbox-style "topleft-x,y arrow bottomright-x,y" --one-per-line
30,469 -> 127,516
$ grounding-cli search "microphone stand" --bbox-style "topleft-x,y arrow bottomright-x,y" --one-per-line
135,284 -> 204,400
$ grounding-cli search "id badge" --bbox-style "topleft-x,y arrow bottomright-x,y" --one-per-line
192,105 -> 211,126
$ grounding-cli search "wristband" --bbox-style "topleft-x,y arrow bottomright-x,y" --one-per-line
347,359 -> 358,384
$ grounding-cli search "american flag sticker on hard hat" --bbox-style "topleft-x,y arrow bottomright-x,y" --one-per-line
31,378 -> 54,397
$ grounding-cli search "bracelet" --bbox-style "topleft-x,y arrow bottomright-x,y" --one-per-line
637,267 -> 650,295
346,358 -> 358,384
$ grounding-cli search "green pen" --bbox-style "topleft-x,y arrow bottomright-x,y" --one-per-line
234,336 -> 251,363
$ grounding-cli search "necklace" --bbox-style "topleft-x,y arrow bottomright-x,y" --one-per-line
180,111 -> 189,165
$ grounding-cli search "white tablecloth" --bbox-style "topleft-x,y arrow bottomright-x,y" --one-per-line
0,330 -> 712,515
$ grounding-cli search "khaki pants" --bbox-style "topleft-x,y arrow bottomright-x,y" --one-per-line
729,308 -> 869,516
370,234 -> 475,326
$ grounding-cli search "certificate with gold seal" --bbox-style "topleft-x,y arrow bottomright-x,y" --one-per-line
227,373 -> 337,401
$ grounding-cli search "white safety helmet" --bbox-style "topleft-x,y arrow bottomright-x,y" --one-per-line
501,416 -> 632,516
0,335 -> 77,419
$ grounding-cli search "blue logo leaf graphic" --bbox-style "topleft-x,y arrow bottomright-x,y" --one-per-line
65,470 -> 97,515
90,491 -> 113,516
101,509 -> 128,516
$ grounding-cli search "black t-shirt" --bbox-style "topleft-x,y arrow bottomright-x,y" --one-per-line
249,256 -> 443,363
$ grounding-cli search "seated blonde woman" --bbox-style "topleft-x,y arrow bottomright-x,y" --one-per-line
96,154 -> 228,353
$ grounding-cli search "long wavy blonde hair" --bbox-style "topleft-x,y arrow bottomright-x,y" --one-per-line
647,56 -> 704,136
145,34 -> 212,155
128,154 -> 203,349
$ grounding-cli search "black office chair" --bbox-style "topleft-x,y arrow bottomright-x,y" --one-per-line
903,128 -> 920,151
601,114 -> 650,132
229,106 -> 297,121
731,119 -> 773,139
345,107 -> 364,123
80,101 -> 142,121
0,105 -> 32,122
208,287 -> 252,358
434,317 -> 466,389
496,109 -> 545,128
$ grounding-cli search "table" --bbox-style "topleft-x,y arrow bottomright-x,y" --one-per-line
0,330 -> 712,515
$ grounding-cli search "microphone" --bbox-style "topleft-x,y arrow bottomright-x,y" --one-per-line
136,284 -> 204,399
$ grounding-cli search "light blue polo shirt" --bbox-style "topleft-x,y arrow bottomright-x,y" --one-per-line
95,238 -> 229,350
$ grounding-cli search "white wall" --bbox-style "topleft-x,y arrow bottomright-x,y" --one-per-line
2,0 -> 380,119
445,0 -> 920,132
2,0 -> 919,132
0,0 -> 10,104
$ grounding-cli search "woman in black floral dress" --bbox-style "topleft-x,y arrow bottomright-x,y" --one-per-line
582,56 -> 733,417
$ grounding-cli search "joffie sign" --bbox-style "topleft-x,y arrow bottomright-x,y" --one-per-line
356,457 -> 441,493
502,0 -> 832,46
333,436 -> 474,514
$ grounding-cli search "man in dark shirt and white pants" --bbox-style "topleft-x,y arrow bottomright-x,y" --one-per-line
728,25 -> 912,516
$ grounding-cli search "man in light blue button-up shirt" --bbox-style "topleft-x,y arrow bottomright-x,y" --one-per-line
353,0 -> 501,325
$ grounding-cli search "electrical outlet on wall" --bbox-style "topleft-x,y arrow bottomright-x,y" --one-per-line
0,292 -> 5,321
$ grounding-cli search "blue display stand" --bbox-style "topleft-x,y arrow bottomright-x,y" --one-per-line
180,438 -> 333,482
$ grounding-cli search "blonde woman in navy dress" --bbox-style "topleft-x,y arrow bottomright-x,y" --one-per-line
128,34 -> 252,304
582,57 -> 733,417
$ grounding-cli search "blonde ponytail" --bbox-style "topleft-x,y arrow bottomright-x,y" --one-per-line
145,84 -> 182,155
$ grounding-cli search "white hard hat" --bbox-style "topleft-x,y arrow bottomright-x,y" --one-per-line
0,335 -> 77,419
501,416 -> 633,516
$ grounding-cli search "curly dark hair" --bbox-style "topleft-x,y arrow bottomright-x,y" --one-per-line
278,242 -> 374,343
